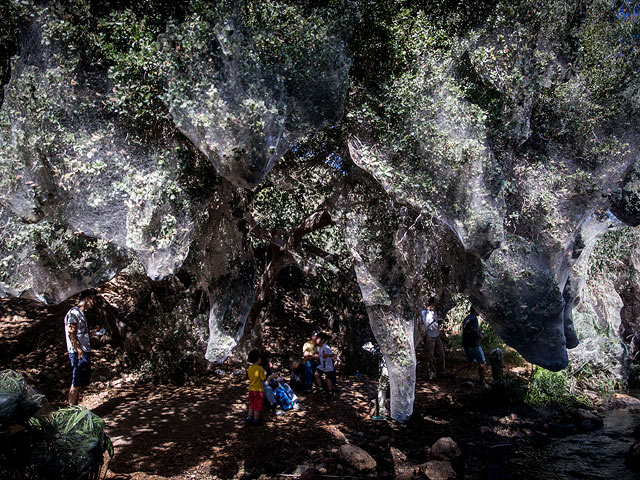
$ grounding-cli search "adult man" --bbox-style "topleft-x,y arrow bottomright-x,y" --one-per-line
302,331 -> 319,393
454,305 -> 489,388
64,289 -> 97,405
421,297 -> 445,380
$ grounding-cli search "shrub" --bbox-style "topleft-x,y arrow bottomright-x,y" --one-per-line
479,321 -> 504,353
136,310 -> 210,385
488,374 -> 529,405
526,368 -> 589,407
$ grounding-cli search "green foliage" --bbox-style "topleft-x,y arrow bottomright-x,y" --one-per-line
566,362 -> 625,401
91,10 -> 168,130
136,311 -> 209,385
446,305 -> 526,366
479,320 -> 504,353
0,369 -> 31,394
1,371 -> 111,480
526,367 -> 589,407
349,0 -> 496,89
28,406 -> 113,480
590,227 -> 640,277
489,373 -> 529,405
161,0 -> 355,149
0,369 -> 44,429
443,295 -> 471,333
579,0 -> 640,101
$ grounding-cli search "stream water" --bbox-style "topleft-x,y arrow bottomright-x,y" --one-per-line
514,407 -> 640,479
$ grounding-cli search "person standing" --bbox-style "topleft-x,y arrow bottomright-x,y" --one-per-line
454,305 -> 489,388
246,349 -> 267,425
314,333 -> 337,402
421,297 -> 445,380
302,332 -> 319,393
64,289 -> 97,406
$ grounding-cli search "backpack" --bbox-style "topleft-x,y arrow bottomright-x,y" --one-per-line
274,385 -> 294,411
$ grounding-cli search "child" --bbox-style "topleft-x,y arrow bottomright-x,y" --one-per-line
247,349 -> 267,425
314,332 -> 337,402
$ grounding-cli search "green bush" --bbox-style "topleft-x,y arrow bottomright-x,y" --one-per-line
136,310 -> 209,385
488,373 -> 529,405
567,362 -> 624,402
479,321 -> 504,353
448,315 -> 526,367
526,368 -> 589,407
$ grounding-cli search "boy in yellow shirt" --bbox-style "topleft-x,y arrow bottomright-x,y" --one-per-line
247,349 -> 267,425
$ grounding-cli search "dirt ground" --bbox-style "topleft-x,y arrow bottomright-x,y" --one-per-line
1,296 -> 581,480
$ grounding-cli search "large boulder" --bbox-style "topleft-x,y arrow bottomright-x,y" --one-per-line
338,444 -> 377,472
421,460 -> 456,480
428,437 -> 462,462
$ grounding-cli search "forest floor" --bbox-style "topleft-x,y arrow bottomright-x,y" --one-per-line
0,296 -> 603,480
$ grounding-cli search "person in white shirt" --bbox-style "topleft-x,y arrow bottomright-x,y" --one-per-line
64,289 -> 99,405
313,332 -> 337,401
421,297 -> 445,380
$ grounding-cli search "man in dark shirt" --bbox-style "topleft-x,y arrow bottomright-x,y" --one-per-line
454,305 -> 489,388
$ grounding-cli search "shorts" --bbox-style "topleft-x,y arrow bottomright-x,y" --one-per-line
249,390 -> 264,412
317,369 -> 337,386
69,352 -> 91,387
464,346 -> 486,364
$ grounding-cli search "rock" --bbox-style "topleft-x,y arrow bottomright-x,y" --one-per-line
547,423 -> 577,437
460,381 -> 475,391
377,435 -> 391,444
489,348 -> 504,381
421,460 -> 456,480
395,469 -> 428,480
574,409 -> 603,431
292,465 -> 311,475
485,465 -> 511,480
607,394 -> 640,410
391,446 -> 409,471
338,444 -> 377,471
531,431 -> 550,447
480,426 -> 494,435
300,468 -> 323,480
324,425 -> 348,444
428,437 -> 461,461
627,441 -> 640,469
